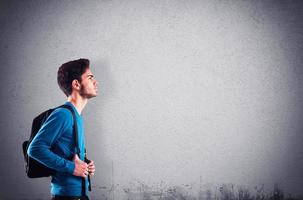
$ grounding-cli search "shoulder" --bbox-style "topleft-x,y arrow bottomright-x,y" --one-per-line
48,107 -> 74,124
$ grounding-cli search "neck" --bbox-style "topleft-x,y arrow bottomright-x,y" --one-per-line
67,93 -> 88,114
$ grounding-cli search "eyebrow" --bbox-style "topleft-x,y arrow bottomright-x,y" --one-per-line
87,75 -> 94,78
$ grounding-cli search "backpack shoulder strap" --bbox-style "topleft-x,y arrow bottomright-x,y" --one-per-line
58,104 -> 80,155
57,104 -> 90,194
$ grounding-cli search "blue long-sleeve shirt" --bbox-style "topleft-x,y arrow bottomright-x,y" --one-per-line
27,102 -> 88,196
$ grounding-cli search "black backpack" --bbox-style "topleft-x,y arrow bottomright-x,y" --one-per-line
22,104 -> 79,178
22,104 -> 92,193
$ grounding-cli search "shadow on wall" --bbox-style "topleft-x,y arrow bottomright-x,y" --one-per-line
83,58 -> 116,189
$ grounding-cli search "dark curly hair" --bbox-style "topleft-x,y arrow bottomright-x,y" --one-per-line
57,58 -> 90,97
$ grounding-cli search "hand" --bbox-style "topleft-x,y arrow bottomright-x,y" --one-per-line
87,160 -> 95,176
73,154 -> 89,178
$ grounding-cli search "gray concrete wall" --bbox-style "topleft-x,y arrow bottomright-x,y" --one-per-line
0,0 -> 303,199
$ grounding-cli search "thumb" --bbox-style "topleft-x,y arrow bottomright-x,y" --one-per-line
73,154 -> 80,162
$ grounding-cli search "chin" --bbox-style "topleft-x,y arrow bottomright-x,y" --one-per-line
90,93 -> 98,98
84,93 -> 97,99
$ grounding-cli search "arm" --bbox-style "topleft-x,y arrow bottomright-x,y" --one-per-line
27,109 -> 75,174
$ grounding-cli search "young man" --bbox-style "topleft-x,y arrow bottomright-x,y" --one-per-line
28,58 -> 98,200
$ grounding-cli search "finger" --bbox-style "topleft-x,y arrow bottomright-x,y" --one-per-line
82,171 -> 88,177
77,171 -> 86,178
81,167 -> 88,174
81,163 -> 88,170
81,166 -> 88,173
88,165 -> 95,170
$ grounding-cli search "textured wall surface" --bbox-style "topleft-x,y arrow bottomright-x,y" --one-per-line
0,0 -> 303,199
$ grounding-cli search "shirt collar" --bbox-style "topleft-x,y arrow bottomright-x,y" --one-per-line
64,101 -> 81,117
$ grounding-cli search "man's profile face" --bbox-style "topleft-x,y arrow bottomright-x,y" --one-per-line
79,68 -> 98,99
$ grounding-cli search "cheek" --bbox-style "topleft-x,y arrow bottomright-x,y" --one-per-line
90,82 -> 95,88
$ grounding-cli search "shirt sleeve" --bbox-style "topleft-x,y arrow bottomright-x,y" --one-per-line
27,108 -> 75,175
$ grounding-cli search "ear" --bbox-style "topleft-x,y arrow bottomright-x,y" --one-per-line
71,79 -> 81,91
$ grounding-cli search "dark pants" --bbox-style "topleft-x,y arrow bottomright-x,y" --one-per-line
51,195 -> 89,200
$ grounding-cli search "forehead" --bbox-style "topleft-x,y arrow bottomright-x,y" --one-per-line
82,68 -> 93,77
